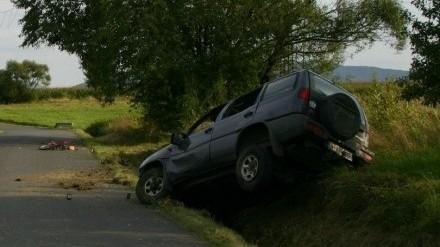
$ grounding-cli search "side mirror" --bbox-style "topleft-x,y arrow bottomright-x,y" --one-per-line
171,133 -> 188,148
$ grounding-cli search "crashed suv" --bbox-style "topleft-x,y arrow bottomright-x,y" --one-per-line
136,70 -> 373,203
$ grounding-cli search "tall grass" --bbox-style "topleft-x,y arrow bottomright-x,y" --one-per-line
344,83 -> 440,153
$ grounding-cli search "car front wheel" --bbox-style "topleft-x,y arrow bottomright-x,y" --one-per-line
136,167 -> 169,204
236,144 -> 273,191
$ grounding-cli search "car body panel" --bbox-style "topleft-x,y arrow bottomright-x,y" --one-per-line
210,105 -> 257,165
167,130 -> 213,181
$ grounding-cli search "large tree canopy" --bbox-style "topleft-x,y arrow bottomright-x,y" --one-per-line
403,0 -> 440,105
13,0 -> 408,130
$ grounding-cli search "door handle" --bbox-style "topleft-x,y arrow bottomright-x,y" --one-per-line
205,128 -> 213,134
244,111 -> 254,119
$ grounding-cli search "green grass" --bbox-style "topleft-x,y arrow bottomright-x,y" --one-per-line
234,151 -> 440,247
0,98 -> 136,129
159,200 -> 254,247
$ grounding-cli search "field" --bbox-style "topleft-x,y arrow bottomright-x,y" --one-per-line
0,98 -> 135,129
0,84 -> 440,247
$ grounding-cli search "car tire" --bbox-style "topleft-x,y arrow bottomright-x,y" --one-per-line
136,167 -> 169,204
236,144 -> 273,192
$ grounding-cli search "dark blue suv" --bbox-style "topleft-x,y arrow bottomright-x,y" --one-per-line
136,70 -> 373,203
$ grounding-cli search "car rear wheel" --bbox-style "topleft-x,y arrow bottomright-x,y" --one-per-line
236,144 -> 273,191
136,167 -> 169,204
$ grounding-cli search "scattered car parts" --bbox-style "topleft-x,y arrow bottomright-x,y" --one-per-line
39,140 -> 77,151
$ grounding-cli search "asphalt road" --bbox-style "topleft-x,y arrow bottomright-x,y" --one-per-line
0,123 -> 205,247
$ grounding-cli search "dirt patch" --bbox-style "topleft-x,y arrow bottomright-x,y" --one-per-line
24,167 -> 113,191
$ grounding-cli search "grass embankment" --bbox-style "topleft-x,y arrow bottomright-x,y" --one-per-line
0,97 -> 251,247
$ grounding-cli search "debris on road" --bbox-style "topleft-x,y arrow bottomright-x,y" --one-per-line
14,178 -> 22,182
39,140 -> 78,151
66,193 -> 72,200
21,167 -> 112,192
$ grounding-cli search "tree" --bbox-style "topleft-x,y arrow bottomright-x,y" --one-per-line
6,60 -> 51,89
403,0 -> 440,104
0,60 -> 51,104
13,0 -> 409,131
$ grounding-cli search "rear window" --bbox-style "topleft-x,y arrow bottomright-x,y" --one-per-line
263,74 -> 297,100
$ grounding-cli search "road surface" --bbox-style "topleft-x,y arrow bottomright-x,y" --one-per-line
0,123 -> 205,247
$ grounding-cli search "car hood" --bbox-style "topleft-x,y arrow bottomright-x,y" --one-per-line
139,144 -> 172,170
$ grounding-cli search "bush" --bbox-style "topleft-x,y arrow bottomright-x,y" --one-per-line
85,121 -> 109,137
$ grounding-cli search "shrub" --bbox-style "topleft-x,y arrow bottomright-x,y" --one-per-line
85,121 -> 109,137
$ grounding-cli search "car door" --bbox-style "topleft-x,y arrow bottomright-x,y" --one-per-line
210,89 -> 262,166
167,108 -> 220,181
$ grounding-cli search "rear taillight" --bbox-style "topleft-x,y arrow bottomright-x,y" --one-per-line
297,88 -> 310,102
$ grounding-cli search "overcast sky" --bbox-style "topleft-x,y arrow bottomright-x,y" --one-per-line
0,0 -> 415,87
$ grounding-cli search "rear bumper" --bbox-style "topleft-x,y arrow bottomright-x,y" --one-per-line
282,120 -> 373,164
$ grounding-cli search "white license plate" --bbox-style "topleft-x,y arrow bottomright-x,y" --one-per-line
328,142 -> 353,162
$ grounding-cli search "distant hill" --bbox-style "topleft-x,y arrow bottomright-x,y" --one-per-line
70,66 -> 407,86
330,66 -> 409,82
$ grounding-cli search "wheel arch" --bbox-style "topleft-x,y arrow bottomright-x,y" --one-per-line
139,160 -> 164,175
236,122 -> 283,156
